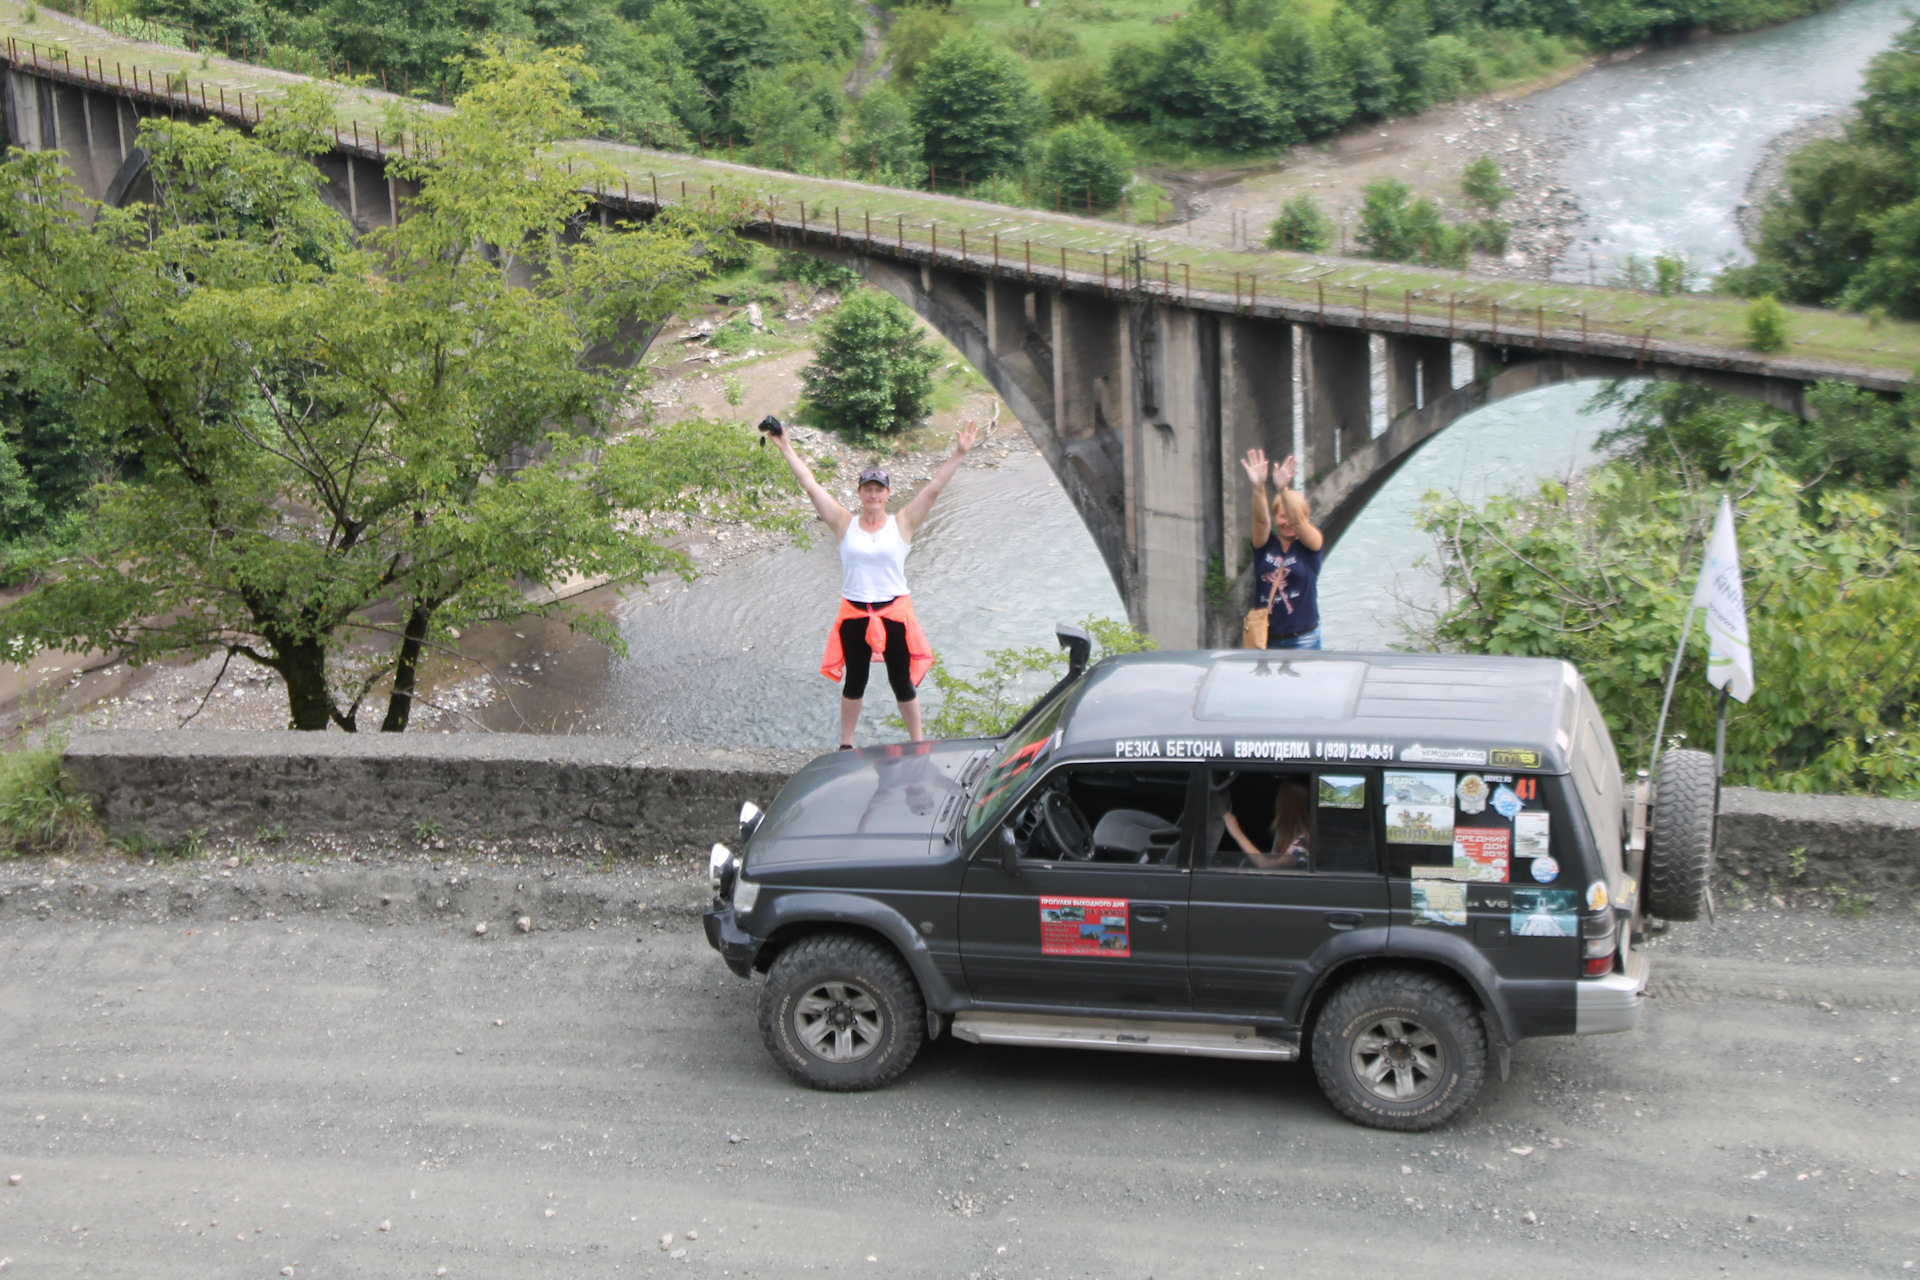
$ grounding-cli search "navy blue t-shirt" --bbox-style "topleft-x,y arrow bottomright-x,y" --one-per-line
1252,533 -> 1321,637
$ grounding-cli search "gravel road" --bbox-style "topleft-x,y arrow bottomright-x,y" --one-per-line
2,857 -> 1917,1279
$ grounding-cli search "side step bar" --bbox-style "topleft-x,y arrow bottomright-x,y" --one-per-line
950,1012 -> 1296,1062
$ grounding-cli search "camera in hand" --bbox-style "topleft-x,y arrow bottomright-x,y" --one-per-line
757,415 -> 784,438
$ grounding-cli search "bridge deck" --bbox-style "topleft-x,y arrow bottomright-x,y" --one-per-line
5,0 -> 1919,391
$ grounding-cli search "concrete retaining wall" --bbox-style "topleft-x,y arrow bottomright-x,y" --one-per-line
1717,786 -> 1920,898
62,730 -> 815,855
59,732 -> 1919,896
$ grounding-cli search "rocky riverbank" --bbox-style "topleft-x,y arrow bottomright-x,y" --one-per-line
1736,110 -> 1852,245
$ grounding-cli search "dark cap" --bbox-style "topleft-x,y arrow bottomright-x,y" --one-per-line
857,467 -> 891,488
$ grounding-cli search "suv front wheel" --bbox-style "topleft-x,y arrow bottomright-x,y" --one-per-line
759,932 -> 926,1091
1311,969 -> 1487,1131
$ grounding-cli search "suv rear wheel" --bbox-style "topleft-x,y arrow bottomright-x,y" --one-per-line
758,932 -> 926,1091
1311,969 -> 1486,1131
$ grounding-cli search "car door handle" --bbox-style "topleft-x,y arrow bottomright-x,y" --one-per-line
1324,912 -> 1363,931
1133,905 -> 1171,922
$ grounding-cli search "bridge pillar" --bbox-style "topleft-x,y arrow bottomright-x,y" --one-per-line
1385,335 -> 1454,420
1132,306 -> 1217,648
1303,325 -> 1371,482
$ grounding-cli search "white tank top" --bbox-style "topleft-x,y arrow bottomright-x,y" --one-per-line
839,515 -> 911,603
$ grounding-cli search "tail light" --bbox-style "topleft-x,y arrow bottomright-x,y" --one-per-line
1581,898 -> 1617,976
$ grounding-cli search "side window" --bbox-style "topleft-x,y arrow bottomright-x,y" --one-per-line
1202,769 -> 1378,874
999,766 -> 1191,865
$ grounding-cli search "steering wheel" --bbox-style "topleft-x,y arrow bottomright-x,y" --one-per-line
1039,789 -> 1094,861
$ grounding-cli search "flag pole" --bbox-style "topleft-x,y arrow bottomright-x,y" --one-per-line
1648,602 -> 1697,783
1713,685 -> 1730,777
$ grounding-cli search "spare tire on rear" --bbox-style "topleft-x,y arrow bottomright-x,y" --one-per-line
1645,747 -> 1718,921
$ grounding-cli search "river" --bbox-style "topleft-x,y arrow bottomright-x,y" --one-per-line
485,0 -> 1909,749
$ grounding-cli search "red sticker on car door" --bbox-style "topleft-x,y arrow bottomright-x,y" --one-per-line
1039,896 -> 1130,958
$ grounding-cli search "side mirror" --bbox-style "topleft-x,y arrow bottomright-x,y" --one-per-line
1055,623 -> 1092,677
998,827 -> 1020,877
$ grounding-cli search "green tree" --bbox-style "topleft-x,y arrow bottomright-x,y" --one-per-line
0,51 -> 792,731
1355,177 -> 1470,266
1726,17 -> 1920,316
732,60 -> 842,161
1141,19 -> 1283,152
1416,425 -> 1920,797
847,84 -> 924,181
886,5 -> 960,83
1041,61 -> 1120,125
133,0 -> 268,49
1266,193 -> 1332,251
1259,8 -> 1346,139
801,289 -> 941,440
912,32 -> 1043,182
1036,118 -> 1133,210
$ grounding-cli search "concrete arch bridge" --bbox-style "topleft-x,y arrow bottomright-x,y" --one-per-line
6,19 -> 1917,644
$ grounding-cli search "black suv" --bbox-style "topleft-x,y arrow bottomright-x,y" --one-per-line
704,634 -> 1715,1130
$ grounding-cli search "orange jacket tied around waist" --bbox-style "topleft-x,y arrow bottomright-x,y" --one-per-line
821,597 -> 934,687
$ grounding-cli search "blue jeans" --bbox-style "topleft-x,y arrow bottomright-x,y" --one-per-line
1267,626 -> 1322,651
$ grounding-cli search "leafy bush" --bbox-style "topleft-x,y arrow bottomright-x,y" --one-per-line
1355,178 -> 1469,268
800,288 -> 941,441
0,744 -> 93,856
1461,154 -> 1510,214
1746,295 -> 1792,352
1416,421 -> 1920,797
910,617 -> 1156,739
1266,194 -> 1332,252
1036,118 -> 1133,211
774,251 -> 860,293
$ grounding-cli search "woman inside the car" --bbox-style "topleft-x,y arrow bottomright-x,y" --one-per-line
1222,776 -> 1312,869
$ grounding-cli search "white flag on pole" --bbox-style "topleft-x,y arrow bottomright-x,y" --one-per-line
1691,495 -> 1753,703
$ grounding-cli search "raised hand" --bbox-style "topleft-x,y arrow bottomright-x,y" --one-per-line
1271,453 -> 1299,489
955,419 -> 978,455
1241,447 -> 1270,485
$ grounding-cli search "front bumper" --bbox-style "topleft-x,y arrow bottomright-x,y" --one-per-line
1575,945 -> 1650,1035
703,899 -> 762,979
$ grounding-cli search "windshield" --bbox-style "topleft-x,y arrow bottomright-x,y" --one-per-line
962,694 -> 1068,841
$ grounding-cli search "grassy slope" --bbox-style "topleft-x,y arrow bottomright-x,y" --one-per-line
7,1 -> 1920,382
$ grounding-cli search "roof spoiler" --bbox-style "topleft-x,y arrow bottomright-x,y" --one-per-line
1003,624 -> 1094,738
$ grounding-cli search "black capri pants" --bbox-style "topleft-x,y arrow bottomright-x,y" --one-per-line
840,601 -> 917,703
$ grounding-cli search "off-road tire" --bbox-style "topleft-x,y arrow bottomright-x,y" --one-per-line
1646,747 -> 1718,921
1310,969 -> 1486,1131
758,932 -> 925,1092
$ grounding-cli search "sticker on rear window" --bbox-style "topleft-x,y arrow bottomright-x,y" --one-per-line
1039,897 -> 1130,958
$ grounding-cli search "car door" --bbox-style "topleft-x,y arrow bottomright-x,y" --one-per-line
1187,767 -> 1388,1022
958,763 -> 1194,1013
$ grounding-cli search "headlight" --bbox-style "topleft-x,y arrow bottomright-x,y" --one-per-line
732,877 -> 761,914
708,842 -> 736,892
739,801 -> 765,844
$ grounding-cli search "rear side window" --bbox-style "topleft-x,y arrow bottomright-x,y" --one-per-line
1202,769 -> 1378,874
1384,767 -> 1559,887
